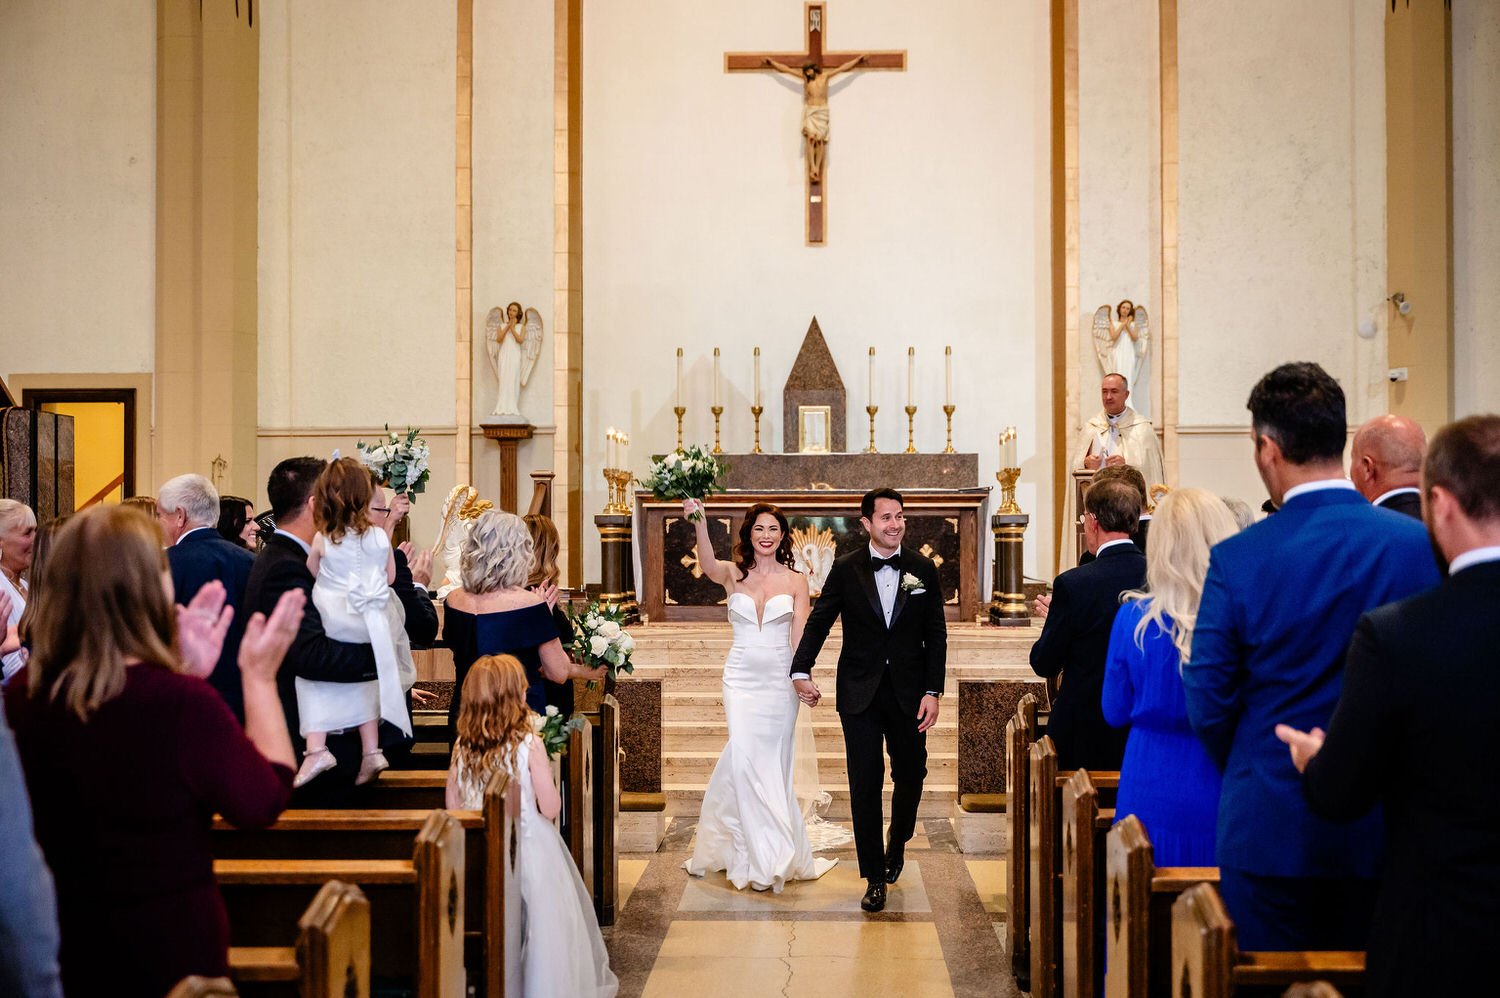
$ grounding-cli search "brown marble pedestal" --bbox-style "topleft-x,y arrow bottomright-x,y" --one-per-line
595,513 -> 639,624
989,512 -> 1031,626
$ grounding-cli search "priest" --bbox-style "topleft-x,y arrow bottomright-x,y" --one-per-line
1060,373 -> 1167,568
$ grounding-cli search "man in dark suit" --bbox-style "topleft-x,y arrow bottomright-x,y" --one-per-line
1030,478 -> 1146,771
1276,414 -> 1499,997
1185,362 -> 1440,952
791,488 -> 947,913
243,457 -> 380,804
1076,464 -> 1151,566
1350,413 -> 1425,519
158,473 -> 255,721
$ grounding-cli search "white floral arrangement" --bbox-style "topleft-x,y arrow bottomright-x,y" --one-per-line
900,571 -> 926,595
356,425 -> 431,499
533,705 -> 586,759
639,444 -> 727,522
566,601 -> 636,686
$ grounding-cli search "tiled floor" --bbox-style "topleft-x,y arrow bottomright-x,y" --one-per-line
601,817 -> 1020,998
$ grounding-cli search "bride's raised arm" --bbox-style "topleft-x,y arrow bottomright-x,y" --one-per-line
684,498 -> 735,591
788,571 -> 811,653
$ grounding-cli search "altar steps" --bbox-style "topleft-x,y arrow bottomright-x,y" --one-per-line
664,749 -> 958,785
662,719 -> 958,754
664,783 -> 958,821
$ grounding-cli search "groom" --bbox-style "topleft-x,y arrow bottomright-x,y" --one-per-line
791,488 -> 948,912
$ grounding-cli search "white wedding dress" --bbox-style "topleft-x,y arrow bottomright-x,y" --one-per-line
684,592 -> 841,892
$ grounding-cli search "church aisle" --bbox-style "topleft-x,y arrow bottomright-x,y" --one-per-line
603,817 -> 1021,998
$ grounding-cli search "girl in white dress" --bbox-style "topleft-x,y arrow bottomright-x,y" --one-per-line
446,654 -> 618,998
681,499 -> 840,893
293,458 -> 415,788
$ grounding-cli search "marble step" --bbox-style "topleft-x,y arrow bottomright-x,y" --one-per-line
661,689 -> 968,720
629,663 -> 1034,687
663,749 -> 958,785
665,783 -> 957,821
661,720 -> 957,754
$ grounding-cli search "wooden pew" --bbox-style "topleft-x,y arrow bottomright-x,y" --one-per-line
168,979 -> 239,997
563,713 -> 596,907
354,769 -> 448,810
1104,814 -> 1218,997
1006,692 -> 1040,987
1028,737 -> 1120,998
1060,769 -> 1116,998
228,879 -> 370,998
216,809 -> 465,998
214,772 -> 521,998
1172,883 -> 1365,997
590,695 -> 621,926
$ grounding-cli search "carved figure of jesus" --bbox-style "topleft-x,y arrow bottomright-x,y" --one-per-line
762,54 -> 867,182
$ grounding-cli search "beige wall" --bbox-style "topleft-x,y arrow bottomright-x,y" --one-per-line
0,1 -> 156,378
1454,0 -> 1500,418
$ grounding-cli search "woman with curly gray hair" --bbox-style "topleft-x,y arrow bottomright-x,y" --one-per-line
442,511 -> 605,735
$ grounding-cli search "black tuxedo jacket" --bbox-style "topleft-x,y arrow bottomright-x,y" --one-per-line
167,528 -> 254,720
243,532 -> 377,745
1302,561 -> 1499,996
790,546 -> 947,715
1374,489 -> 1422,520
1030,541 -> 1146,770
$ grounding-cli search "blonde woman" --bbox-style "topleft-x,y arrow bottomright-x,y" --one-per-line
1101,488 -> 1239,866
0,499 -> 37,680
442,511 -> 605,736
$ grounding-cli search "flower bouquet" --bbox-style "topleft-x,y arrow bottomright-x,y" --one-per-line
639,444 -> 727,522
566,601 -> 636,687
357,425 -> 432,500
533,705 -> 586,759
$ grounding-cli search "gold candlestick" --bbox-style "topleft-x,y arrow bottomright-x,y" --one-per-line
750,405 -> 764,454
996,467 -> 1022,514
904,405 -> 918,454
865,405 -> 879,453
711,406 -> 724,454
942,405 -> 956,453
602,467 -> 633,515
673,406 -> 686,450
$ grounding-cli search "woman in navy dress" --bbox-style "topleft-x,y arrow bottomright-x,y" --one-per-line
444,511 -> 605,734
1102,487 -> 1241,866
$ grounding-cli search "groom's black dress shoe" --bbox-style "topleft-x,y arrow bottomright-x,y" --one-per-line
861,879 -> 887,913
884,850 -> 905,885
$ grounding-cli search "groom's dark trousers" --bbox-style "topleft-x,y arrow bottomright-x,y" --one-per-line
791,546 -> 947,880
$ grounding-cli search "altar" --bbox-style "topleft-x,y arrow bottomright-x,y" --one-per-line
636,451 -> 990,623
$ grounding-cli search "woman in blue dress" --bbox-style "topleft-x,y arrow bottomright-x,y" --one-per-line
1102,487 -> 1241,866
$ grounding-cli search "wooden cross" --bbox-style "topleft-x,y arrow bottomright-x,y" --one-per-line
725,3 -> 905,246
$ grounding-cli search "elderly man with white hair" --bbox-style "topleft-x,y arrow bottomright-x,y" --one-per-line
159,473 -> 256,721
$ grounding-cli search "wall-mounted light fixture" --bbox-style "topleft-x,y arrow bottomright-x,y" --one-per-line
1388,292 -> 1413,316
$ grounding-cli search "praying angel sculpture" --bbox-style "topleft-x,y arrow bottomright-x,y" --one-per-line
486,302 -> 544,421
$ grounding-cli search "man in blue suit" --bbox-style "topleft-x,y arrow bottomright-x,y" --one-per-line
158,473 -> 255,722
1183,362 -> 1440,951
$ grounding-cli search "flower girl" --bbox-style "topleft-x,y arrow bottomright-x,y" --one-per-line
447,654 -> 618,997
293,457 -> 415,788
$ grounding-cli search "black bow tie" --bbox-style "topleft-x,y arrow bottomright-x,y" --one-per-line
871,554 -> 901,573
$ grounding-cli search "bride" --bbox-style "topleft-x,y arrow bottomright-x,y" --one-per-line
680,498 -> 843,892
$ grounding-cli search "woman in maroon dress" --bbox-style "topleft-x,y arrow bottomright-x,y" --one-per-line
3,506 -> 306,998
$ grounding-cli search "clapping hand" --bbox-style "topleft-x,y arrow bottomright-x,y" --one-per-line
533,582 -> 561,611
410,686 -> 438,706
178,581 -> 234,679
398,542 -> 434,587
1274,724 -> 1325,773
238,588 -> 307,683
1032,593 -> 1052,619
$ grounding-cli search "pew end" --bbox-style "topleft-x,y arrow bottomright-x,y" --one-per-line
1006,692 -> 1040,987
482,767 -> 523,998
1028,734 -> 1060,998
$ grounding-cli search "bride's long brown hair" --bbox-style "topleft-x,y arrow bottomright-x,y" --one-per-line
452,655 -> 535,782
732,503 -> 795,580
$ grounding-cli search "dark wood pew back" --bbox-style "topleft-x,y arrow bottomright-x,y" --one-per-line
1171,883 -> 1365,998
1061,769 -> 1117,998
1006,692 -> 1040,986
1029,735 -> 1060,998
564,713 -> 596,906
216,809 -> 464,998
1105,814 -> 1219,997
591,695 -> 621,926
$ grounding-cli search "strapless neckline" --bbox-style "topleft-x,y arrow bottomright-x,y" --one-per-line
728,591 -> 794,630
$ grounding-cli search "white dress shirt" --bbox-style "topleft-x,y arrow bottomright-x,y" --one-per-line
1282,478 -> 1359,503
791,544 -> 902,683
1449,546 -> 1500,576
1372,486 -> 1421,508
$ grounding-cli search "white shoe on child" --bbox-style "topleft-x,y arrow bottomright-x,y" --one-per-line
293,748 -> 336,788
356,750 -> 389,786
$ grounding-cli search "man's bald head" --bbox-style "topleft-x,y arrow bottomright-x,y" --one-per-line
1350,413 -> 1427,501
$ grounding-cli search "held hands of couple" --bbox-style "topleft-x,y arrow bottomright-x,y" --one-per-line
793,677 -> 821,707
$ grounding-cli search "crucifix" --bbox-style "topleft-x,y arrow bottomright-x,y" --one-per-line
725,3 -> 906,246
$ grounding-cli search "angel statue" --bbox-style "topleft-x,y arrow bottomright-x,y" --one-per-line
1091,300 -> 1151,419
485,301 -> 544,422
431,484 -> 495,598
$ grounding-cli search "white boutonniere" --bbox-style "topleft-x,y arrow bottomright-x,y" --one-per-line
900,572 -> 926,595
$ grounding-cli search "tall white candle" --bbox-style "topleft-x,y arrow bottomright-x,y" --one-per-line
713,348 -> 721,407
753,347 -> 761,407
907,347 -> 915,406
945,346 -> 953,406
621,431 -> 630,470
675,348 -> 683,407
868,347 -> 875,406
606,426 -> 615,469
